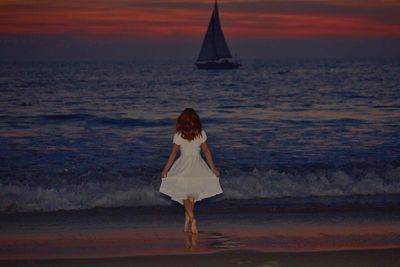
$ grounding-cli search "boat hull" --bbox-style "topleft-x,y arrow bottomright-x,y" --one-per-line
195,61 -> 241,70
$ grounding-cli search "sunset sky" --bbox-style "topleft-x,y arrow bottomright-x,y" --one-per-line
1,0 -> 400,60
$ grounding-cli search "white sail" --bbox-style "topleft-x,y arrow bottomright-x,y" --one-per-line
196,0 -> 232,62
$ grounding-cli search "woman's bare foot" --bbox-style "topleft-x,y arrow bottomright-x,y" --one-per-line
191,218 -> 198,234
184,222 -> 190,232
184,225 -> 190,232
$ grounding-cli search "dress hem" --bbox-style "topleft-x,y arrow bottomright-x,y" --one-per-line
160,187 -> 223,205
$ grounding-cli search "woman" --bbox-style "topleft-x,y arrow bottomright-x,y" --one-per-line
160,108 -> 222,234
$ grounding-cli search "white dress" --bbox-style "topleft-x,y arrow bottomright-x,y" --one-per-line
160,130 -> 223,205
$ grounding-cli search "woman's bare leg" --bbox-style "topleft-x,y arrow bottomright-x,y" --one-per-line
188,197 -> 198,234
183,198 -> 192,232
185,210 -> 190,230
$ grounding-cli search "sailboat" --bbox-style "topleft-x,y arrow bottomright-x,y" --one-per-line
195,0 -> 241,69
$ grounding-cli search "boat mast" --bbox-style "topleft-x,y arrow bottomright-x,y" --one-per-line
212,0 -> 218,61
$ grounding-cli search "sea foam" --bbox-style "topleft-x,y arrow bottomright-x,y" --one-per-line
1,166 -> 399,213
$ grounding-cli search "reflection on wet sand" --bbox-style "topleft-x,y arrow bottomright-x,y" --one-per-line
184,232 -> 198,252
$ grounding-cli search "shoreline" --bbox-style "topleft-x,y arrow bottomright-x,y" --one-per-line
1,248 -> 400,267
3,193 -> 400,216
1,206 -> 400,261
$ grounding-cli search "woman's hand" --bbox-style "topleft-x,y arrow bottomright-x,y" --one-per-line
212,167 -> 220,178
161,144 -> 179,179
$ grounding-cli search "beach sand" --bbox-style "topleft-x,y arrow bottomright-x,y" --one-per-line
1,249 -> 400,267
1,205 -> 400,266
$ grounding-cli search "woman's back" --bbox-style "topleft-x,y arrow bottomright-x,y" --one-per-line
174,130 -> 207,157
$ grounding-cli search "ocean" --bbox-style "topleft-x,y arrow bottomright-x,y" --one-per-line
0,58 -> 400,213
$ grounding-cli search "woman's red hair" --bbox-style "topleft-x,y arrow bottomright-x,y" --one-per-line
176,108 -> 202,141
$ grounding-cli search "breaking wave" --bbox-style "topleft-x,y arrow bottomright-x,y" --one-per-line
1,165 -> 400,213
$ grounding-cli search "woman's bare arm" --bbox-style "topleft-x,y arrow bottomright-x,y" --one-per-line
200,141 -> 220,177
161,144 -> 180,178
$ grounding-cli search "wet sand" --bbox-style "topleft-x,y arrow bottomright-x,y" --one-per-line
1,249 -> 400,267
1,206 -> 400,266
